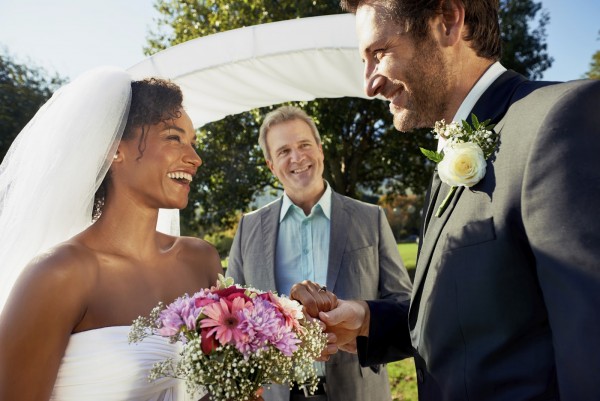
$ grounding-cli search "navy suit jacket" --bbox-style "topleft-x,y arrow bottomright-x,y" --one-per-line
358,71 -> 600,400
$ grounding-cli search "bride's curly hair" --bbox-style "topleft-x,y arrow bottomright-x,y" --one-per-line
93,78 -> 184,221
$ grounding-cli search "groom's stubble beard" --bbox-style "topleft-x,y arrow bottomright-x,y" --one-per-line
392,34 -> 451,132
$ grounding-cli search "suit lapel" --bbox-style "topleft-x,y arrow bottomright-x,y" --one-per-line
327,192 -> 349,290
411,185 -> 465,321
468,70 -> 528,125
260,199 -> 282,292
410,70 -> 528,328
421,169 -> 442,240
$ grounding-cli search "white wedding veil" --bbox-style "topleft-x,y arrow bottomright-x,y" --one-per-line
0,67 -> 132,312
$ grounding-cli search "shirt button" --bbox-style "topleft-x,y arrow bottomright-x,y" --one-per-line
303,249 -> 309,255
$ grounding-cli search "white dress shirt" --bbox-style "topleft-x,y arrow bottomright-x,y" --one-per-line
438,62 -> 507,151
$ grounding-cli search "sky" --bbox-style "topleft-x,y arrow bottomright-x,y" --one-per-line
0,0 -> 598,82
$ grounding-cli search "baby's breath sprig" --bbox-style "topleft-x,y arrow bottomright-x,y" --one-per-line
128,302 -> 163,344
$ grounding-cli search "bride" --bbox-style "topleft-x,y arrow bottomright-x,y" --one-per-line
0,67 -> 222,400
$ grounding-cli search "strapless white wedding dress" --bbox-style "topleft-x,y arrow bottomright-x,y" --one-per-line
50,326 -> 197,401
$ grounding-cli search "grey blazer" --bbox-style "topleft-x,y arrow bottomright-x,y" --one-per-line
360,72 -> 600,400
227,190 -> 412,401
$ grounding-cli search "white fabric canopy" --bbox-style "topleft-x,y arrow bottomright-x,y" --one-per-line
127,13 -> 368,128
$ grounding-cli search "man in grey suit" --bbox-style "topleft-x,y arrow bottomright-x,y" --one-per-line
292,0 -> 600,400
227,105 -> 412,401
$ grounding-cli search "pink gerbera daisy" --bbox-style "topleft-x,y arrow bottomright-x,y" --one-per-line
200,297 -> 249,345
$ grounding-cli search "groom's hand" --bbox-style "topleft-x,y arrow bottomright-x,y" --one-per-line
318,299 -> 370,354
291,281 -> 370,357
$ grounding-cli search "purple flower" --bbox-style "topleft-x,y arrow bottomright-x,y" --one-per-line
269,322 -> 301,357
236,298 -> 300,357
156,295 -> 202,336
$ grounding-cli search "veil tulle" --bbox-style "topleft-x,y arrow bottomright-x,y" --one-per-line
0,67 -> 132,312
0,67 -> 182,313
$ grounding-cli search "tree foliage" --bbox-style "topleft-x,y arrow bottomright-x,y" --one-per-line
0,51 -> 64,162
181,108 -> 274,234
379,193 -> 424,241
147,0 -> 551,233
585,32 -> 600,80
586,50 -> 600,80
145,0 -> 342,52
499,0 -> 553,79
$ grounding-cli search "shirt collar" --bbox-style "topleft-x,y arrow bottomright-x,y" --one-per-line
453,61 -> 507,122
438,61 -> 506,151
280,181 -> 332,222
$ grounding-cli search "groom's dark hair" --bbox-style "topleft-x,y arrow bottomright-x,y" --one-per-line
340,0 -> 501,60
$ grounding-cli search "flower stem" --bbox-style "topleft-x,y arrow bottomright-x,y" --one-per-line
435,186 -> 457,217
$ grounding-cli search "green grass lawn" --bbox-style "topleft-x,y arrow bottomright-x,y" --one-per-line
387,358 -> 418,401
398,242 -> 417,280
387,242 -> 418,400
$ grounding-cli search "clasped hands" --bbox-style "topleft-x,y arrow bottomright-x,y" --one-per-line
289,280 -> 370,360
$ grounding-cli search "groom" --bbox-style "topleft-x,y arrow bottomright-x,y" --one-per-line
292,0 -> 600,400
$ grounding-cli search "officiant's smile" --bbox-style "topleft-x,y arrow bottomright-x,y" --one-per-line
265,117 -> 325,214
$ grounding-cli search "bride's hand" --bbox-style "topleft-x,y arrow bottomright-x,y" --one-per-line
290,280 -> 338,318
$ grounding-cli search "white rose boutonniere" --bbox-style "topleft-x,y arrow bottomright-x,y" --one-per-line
438,142 -> 486,187
420,114 -> 498,217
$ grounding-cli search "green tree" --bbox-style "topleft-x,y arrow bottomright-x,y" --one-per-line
499,0 -> 553,79
148,0 -> 551,233
0,51 -> 64,162
379,193 -> 424,241
585,32 -> 600,80
586,50 -> 600,80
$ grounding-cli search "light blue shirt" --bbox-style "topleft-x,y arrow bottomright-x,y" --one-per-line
275,183 -> 331,297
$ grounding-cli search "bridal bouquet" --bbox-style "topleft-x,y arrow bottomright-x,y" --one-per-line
129,275 -> 327,401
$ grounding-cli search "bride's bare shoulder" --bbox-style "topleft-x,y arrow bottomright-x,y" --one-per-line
177,235 -> 218,252
3,240 -> 99,330
19,240 -> 99,290
171,235 -> 223,281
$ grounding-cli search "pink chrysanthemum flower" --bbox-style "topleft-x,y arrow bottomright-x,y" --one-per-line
200,297 -> 249,345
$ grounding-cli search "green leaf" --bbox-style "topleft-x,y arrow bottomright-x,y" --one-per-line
461,119 -> 473,135
420,147 -> 443,163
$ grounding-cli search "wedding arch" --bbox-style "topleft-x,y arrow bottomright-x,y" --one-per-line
127,13 -> 369,129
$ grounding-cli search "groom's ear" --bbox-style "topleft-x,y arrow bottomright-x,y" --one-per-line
435,0 -> 465,47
